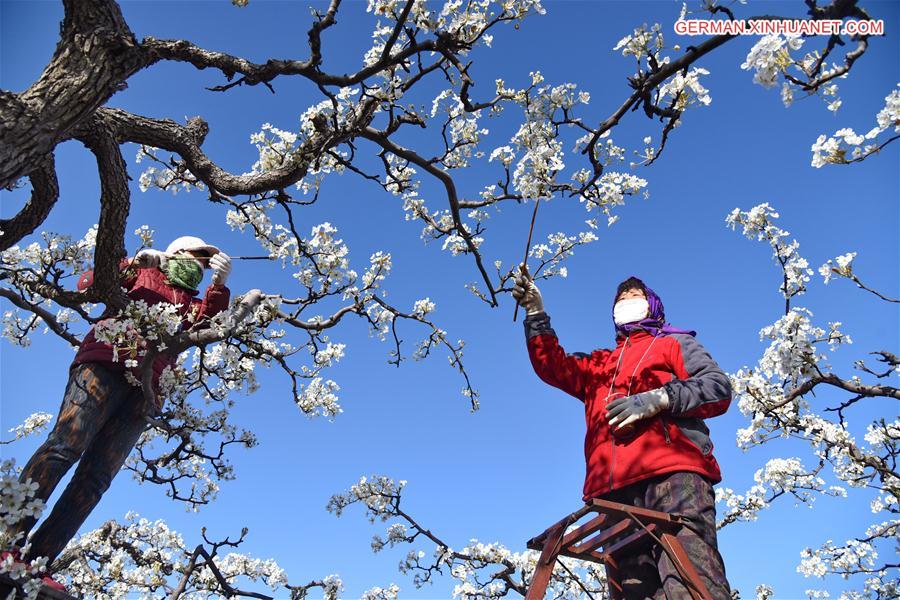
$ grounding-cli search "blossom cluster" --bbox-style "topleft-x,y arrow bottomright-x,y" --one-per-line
0,227 -> 99,346
54,512 -> 295,599
723,203 -> 897,596
741,32 -> 848,113
818,252 -> 857,285
741,33 -> 805,90
366,0 -> 544,60
726,203 -> 812,300
716,458 -> 846,527
94,299 -> 184,372
811,85 -> 900,168
3,412 -> 52,443
360,582 -> 401,600
527,230 -> 599,279
431,90 -> 489,170
326,475 -> 406,521
136,145 -> 205,195
0,455 -> 49,600
330,475 -> 607,599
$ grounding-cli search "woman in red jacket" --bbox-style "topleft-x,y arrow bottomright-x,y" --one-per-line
9,237 -> 232,588
513,267 -> 732,600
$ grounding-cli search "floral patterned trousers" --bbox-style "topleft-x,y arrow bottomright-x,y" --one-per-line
600,471 -> 732,600
13,363 -> 149,564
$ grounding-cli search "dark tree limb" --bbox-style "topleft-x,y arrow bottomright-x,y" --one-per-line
0,287 -> 81,346
93,104 -> 378,196
774,373 -> 900,410
0,0 -> 148,189
360,127 -> 498,306
77,116 -> 132,311
0,154 -> 59,251
142,33 -> 440,90
170,543 -> 272,600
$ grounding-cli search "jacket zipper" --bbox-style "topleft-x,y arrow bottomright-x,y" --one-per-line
609,436 -> 615,493
609,334 -> 630,493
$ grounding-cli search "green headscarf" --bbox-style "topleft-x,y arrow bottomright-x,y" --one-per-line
164,255 -> 204,291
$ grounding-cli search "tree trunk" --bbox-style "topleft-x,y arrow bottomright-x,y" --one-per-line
0,0 -> 149,190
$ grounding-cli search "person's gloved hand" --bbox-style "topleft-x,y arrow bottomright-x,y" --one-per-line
512,263 -> 544,316
606,387 -> 670,431
134,249 -> 168,269
209,252 -> 232,286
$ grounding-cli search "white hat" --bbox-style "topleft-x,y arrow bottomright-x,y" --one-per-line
165,236 -> 220,258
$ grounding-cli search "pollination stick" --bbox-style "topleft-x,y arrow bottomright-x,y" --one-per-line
513,198 -> 540,322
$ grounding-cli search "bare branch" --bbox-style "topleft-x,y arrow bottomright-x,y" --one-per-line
361,127 -> 498,306
142,33 -> 441,91
0,287 -> 81,347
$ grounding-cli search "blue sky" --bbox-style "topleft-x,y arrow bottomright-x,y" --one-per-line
1,1 -> 898,598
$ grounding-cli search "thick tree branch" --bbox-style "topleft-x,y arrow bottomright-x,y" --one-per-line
94,104 -> 377,196
0,0 -> 147,189
139,290 -> 265,411
142,33 -> 440,91
775,373 -> 900,410
77,117 -> 131,310
307,0 -> 342,69
0,154 -> 59,251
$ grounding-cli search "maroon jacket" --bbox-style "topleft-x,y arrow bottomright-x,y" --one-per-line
524,311 -> 731,500
73,258 -> 231,405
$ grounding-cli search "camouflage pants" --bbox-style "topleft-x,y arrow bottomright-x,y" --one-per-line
13,363 -> 148,564
601,471 -> 731,600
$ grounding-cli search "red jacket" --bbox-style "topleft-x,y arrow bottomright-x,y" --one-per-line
73,258 -> 231,405
524,311 -> 731,500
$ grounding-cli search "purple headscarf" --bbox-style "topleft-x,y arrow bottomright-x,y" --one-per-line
613,276 -> 696,339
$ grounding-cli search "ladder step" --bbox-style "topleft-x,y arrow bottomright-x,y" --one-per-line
605,523 -> 657,557
560,514 -> 608,548
527,503 -> 597,548
589,498 -> 684,528
525,502 -> 714,600
569,519 -> 633,555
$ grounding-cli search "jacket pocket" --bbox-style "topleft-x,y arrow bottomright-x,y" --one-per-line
672,417 -> 713,456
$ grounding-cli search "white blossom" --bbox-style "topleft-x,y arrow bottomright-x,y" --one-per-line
741,33 -> 804,89
811,85 -> 900,167
5,413 -> 53,442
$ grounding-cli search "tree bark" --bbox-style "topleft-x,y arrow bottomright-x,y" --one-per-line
78,115 -> 131,310
0,0 -> 147,190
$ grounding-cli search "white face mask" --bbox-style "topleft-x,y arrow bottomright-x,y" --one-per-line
614,298 -> 649,325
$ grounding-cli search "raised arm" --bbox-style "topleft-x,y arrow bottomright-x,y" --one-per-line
513,264 -> 595,401
663,333 -> 732,419
524,311 -> 594,401
190,252 -> 233,325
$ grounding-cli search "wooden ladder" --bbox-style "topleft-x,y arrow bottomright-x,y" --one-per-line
524,498 -> 712,600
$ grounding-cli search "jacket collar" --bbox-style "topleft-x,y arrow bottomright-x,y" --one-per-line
615,329 -> 654,347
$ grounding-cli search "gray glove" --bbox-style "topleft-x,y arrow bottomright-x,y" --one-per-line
606,387 -> 670,431
134,249 -> 168,269
209,252 -> 232,286
511,264 -> 544,316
